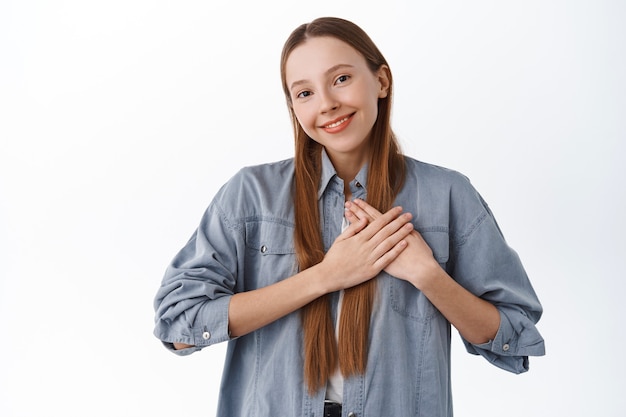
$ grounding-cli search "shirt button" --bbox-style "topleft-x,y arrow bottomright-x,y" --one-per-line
348,413 -> 357,417
260,245 -> 267,253
502,343 -> 510,351
202,331 -> 211,340
355,181 -> 362,188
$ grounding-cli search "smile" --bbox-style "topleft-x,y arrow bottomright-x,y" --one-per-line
321,113 -> 355,133
324,115 -> 350,128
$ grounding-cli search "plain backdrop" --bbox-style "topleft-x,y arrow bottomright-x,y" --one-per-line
1,1 -> 625,416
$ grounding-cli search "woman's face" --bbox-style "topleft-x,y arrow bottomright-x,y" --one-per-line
285,36 -> 390,167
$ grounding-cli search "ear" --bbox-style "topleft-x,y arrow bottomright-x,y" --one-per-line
376,65 -> 391,99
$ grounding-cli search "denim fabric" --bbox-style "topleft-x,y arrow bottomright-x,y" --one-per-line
153,150 -> 545,417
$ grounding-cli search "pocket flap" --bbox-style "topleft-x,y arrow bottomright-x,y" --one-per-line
245,220 -> 296,255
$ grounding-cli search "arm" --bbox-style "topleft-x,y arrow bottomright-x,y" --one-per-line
346,196 -> 544,372
345,199 -> 499,344
228,205 -> 414,337
413,263 -> 500,344
174,268 -> 325,350
176,205 -> 414,348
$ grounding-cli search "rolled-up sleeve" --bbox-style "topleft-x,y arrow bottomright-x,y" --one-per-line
450,182 -> 545,373
465,304 -> 545,373
153,198 -> 242,356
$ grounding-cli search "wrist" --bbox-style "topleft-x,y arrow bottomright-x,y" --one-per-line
173,342 -> 195,350
308,261 -> 337,295
411,260 -> 445,292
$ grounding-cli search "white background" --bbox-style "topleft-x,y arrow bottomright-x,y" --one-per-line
1,1 -> 625,416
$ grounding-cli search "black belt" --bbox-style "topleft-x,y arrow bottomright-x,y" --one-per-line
324,401 -> 342,417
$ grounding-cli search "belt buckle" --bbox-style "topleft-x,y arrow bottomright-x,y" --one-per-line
324,401 -> 342,417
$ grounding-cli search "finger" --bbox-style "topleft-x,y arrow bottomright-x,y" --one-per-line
370,221 -> 414,268
367,211 -> 413,251
345,200 -> 374,223
357,206 -> 405,240
372,233 -> 411,270
353,198 -> 384,220
334,215 -> 367,242
375,214 -> 414,247
344,208 -> 361,224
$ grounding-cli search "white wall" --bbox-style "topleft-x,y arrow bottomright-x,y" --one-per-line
1,1 -> 624,416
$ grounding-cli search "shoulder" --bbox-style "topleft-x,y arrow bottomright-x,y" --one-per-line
231,158 -> 294,182
238,158 -> 295,178
400,156 -> 491,238
403,155 -> 474,193
212,158 -> 295,219
219,158 -> 294,193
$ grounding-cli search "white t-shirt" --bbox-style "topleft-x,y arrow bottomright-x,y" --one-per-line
325,216 -> 349,403
325,289 -> 344,402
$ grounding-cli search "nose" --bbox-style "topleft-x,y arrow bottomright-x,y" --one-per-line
319,89 -> 339,114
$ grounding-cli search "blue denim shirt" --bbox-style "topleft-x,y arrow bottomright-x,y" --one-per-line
153,151 -> 545,417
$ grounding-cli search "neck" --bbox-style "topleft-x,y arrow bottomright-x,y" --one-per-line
326,149 -> 368,190
337,161 -> 361,200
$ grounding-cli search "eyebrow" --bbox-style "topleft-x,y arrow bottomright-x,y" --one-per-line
289,64 -> 355,92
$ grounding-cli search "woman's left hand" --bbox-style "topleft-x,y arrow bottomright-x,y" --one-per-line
346,198 -> 501,344
344,199 -> 440,290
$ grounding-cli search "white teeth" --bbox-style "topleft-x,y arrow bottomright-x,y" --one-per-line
325,116 -> 349,128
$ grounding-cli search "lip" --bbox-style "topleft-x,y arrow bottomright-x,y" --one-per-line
320,113 -> 355,133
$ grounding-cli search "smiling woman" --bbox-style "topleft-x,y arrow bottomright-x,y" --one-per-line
285,37 -> 390,183
153,16 -> 545,417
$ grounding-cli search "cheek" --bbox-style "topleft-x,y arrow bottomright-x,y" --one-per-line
295,114 -> 322,143
365,93 -> 381,121
299,122 -> 318,141
293,107 -> 315,130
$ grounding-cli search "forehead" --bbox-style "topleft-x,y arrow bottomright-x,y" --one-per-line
285,36 -> 368,84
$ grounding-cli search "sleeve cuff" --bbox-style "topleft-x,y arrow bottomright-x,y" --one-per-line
191,294 -> 233,346
155,295 -> 233,355
463,306 -> 545,374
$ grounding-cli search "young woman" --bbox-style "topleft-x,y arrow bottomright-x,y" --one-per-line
153,17 -> 545,417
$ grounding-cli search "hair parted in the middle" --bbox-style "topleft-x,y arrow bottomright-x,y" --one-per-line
280,16 -> 406,394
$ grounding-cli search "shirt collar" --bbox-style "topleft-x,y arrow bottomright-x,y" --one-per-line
317,148 -> 369,200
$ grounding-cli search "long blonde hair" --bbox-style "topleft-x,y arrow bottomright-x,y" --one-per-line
280,17 -> 406,394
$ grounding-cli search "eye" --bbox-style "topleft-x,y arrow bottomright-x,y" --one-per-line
335,74 -> 350,84
296,90 -> 312,99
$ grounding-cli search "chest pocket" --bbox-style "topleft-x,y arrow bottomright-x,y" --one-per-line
244,219 -> 297,288
390,229 -> 449,322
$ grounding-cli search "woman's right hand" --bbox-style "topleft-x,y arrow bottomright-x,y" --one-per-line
226,206 -> 413,339
318,205 -> 414,293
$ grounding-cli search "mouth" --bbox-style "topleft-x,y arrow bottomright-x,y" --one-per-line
320,113 -> 355,132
